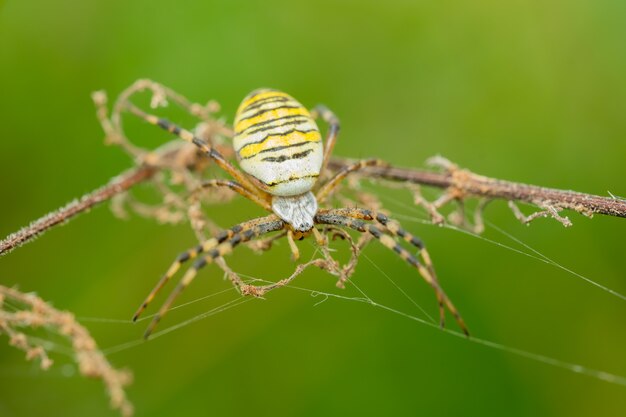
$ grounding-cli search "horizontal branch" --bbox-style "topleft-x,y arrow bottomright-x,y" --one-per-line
329,158 -> 626,219
2,152 -> 624,258
0,165 -> 156,256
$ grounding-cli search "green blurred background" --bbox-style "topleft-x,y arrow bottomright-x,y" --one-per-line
1,0 -> 626,416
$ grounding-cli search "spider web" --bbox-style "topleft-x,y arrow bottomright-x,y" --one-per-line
5,191 -> 625,388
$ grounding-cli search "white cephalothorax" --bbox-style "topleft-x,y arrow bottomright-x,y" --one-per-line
270,192 -> 318,232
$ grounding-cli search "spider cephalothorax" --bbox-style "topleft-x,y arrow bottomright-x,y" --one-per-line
126,89 -> 468,339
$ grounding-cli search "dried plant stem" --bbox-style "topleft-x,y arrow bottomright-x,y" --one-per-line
328,158 -> 626,221
0,285 -> 133,416
0,165 -> 156,256
2,153 -> 625,258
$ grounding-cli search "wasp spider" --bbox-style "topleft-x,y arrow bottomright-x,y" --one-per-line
128,89 -> 468,338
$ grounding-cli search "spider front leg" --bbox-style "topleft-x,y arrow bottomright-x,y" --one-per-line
193,179 -> 272,211
124,103 -> 266,204
185,179 -> 273,241
141,215 -> 286,339
315,209 -> 469,336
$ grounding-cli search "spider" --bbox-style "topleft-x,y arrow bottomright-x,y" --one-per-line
127,89 -> 468,338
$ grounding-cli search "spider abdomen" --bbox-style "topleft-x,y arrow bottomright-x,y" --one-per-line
233,89 -> 323,197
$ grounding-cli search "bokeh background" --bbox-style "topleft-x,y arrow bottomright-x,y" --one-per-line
1,1 -> 626,416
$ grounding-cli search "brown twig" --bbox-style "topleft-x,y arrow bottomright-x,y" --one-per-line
1,81 -> 233,257
0,165 -> 156,256
328,158 -> 626,221
3,153 -> 625,258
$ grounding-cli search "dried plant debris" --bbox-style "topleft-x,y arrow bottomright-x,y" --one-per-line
0,286 -> 133,416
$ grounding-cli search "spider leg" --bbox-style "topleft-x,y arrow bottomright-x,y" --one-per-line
315,210 -> 469,336
247,230 -> 288,253
133,214 -> 281,321
316,159 -> 390,203
321,208 -> 429,259
286,230 -> 300,261
124,103 -> 265,204
132,223 -> 252,322
193,179 -> 272,211
186,179 -> 272,242
310,104 -> 340,177
368,210 -> 446,326
143,216 -> 285,339
327,207 -> 447,327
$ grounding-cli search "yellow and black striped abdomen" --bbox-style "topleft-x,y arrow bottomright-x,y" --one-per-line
233,89 -> 323,197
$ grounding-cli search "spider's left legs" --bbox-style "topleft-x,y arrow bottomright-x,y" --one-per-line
311,105 -> 340,176
143,216 -> 286,339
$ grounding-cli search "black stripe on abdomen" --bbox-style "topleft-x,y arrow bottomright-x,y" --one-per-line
261,148 -> 315,163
